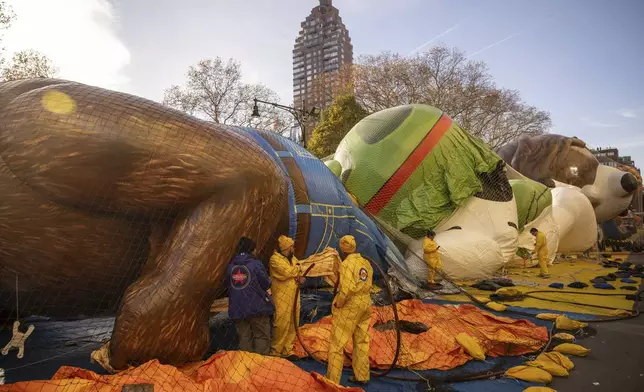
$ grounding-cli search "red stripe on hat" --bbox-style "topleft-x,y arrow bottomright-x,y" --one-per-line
365,114 -> 453,215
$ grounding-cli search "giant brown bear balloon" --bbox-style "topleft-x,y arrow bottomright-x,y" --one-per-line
0,79 -> 289,370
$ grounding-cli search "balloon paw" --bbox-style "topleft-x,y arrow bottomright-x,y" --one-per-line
91,341 -> 117,373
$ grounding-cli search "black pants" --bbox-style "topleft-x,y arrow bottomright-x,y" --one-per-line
235,315 -> 271,355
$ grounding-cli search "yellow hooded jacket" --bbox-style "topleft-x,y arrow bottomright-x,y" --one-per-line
269,251 -> 301,356
327,250 -> 373,384
535,232 -> 548,259
423,237 -> 442,283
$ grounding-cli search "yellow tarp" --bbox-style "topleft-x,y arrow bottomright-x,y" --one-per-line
293,300 -> 548,370
444,259 -> 639,316
0,351 -> 362,392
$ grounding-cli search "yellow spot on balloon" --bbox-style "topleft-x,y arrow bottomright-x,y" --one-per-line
41,90 -> 76,115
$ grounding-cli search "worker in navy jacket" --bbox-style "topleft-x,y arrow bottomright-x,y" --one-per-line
225,237 -> 274,355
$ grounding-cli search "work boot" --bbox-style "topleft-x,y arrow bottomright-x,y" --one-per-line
348,376 -> 369,386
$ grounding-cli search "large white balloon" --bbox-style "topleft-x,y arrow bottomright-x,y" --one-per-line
403,196 -> 517,281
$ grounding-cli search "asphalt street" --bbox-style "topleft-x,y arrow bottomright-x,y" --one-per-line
551,253 -> 644,392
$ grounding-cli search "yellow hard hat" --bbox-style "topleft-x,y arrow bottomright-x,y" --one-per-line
278,235 -> 294,252
339,235 -> 356,254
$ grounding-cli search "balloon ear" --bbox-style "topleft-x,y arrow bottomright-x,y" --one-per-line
570,137 -> 587,148
325,159 -> 342,178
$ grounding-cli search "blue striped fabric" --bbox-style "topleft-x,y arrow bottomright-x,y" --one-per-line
231,127 -> 407,274
231,127 -> 298,240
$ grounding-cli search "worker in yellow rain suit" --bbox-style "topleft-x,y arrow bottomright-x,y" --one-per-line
423,230 -> 443,285
530,228 -> 550,278
270,235 -> 304,357
326,235 -> 373,386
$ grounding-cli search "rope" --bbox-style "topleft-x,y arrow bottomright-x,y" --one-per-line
14,275 -> 19,323
1,342 -> 98,372
256,197 -> 264,249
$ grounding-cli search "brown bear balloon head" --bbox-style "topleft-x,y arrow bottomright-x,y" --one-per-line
495,134 -> 599,189
496,134 -> 640,222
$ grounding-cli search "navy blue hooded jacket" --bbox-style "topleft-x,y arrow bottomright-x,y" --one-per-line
225,253 -> 274,320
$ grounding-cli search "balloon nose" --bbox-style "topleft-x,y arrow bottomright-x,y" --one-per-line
621,173 -> 639,194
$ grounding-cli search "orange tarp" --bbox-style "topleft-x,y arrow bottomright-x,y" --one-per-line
293,300 -> 548,371
0,351 -> 362,392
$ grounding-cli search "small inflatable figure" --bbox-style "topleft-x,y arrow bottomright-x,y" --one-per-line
1,321 -> 35,359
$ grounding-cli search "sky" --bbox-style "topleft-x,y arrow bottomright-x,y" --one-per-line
2,0 -> 643,165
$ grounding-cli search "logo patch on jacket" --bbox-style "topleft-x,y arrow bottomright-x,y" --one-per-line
359,267 -> 368,282
231,265 -> 251,289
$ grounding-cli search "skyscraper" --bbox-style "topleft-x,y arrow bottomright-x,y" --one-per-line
293,0 -> 353,119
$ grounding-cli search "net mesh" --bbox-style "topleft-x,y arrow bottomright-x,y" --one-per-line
0,79 -> 640,391
0,79 -> 404,390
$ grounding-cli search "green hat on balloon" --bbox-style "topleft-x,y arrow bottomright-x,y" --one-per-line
325,104 -> 502,239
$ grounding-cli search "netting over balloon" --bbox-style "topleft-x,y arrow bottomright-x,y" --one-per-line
1,79 -> 640,391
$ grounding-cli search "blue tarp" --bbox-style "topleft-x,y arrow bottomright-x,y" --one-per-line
0,296 -> 597,390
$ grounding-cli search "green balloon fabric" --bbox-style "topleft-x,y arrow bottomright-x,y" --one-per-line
510,179 -> 553,230
391,123 -> 501,237
334,104 -> 504,238
324,159 -> 342,177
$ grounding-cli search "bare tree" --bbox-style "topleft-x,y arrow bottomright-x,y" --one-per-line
1,49 -> 59,81
337,46 -> 551,148
0,1 -> 16,69
307,64 -> 355,108
163,58 -> 294,134
1,2 -> 59,81
0,1 -> 14,30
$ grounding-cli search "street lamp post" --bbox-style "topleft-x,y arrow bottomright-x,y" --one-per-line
251,98 -> 320,148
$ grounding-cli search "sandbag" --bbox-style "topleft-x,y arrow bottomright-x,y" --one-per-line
552,333 -> 575,342
486,301 -> 508,312
536,313 -> 560,321
538,352 -> 574,371
593,283 -> 616,290
455,333 -> 486,361
553,343 -> 590,357
555,315 -> 588,330
495,287 -> 523,297
609,309 -> 632,317
474,295 -> 491,304
505,365 -> 552,384
526,359 -> 569,377
523,387 -> 557,392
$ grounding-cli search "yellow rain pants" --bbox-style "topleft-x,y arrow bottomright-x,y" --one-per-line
270,251 -> 301,357
535,232 -> 549,276
423,237 -> 443,284
326,252 -> 373,384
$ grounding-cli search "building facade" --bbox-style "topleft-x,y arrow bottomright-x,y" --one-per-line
292,0 -> 353,128
592,148 -> 620,167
